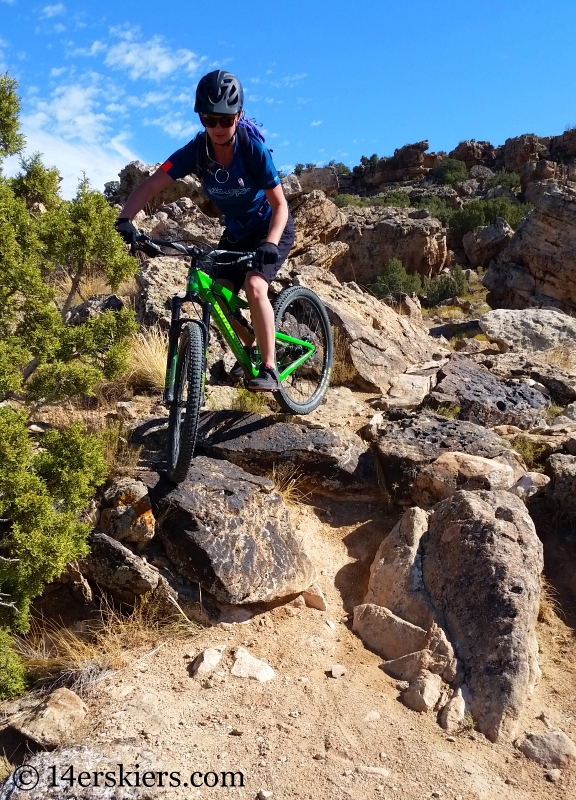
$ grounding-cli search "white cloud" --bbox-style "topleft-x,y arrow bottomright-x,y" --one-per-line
42,3 -> 65,17
0,1 -> 16,5
297,97 -> 311,104
105,36 -> 202,81
145,112 -> 199,140
278,163 -> 294,174
53,23 -> 66,33
271,73 -> 307,88
26,82 -> 110,144
311,120 -> 323,126
248,94 -> 260,102
50,66 -> 67,77
71,40 -> 106,57
2,128 -> 139,199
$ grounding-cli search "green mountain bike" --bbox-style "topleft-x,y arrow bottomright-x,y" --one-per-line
135,235 -> 333,483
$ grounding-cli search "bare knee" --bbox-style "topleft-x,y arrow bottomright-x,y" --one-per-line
245,273 -> 269,303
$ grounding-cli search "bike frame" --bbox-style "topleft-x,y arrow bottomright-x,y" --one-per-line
158,246 -> 316,406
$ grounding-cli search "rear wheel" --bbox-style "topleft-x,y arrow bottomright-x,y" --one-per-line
167,323 -> 205,483
272,286 -> 333,414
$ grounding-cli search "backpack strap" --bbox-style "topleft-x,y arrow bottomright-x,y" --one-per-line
194,132 -> 208,181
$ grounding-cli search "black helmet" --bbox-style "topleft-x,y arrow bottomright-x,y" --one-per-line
194,70 -> 244,114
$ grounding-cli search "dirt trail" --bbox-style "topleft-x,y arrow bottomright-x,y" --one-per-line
76,498 -> 576,800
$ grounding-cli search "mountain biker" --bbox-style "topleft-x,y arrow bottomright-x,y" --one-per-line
115,69 -> 294,392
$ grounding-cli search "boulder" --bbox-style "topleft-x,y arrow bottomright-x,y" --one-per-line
352,603 -> 428,661
409,185 -> 463,211
290,190 -> 347,254
281,173 -> 302,200
66,295 -> 124,326
439,689 -> 467,732
136,198 -> 223,247
276,263 -> 445,393
479,308 -> 576,353
484,183 -> 576,314
448,140 -> 496,169
332,205 -> 447,283
515,729 -> 576,770
545,454 -> 576,517
411,451 -> 521,507
231,647 -> 275,681
454,179 -> 480,198
372,412 -> 513,504
7,688 -> 87,750
469,165 -> 495,183
462,218 -> 514,268
79,532 -> 161,604
197,411 -> 380,499
402,670 -> 446,713
423,490 -> 543,741
99,478 -> 155,549
427,354 -> 550,428
363,507 -> 433,629
145,457 -> 316,604
298,166 -> 338,196
349,141 -> 430,187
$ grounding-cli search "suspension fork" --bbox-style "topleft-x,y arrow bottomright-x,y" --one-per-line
163,294 -> 211,404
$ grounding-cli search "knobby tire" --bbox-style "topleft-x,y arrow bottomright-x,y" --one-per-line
167,323 -> 205,483
272,286 -> 333,414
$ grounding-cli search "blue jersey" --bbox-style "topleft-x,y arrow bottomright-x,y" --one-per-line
161,133 -> 281,238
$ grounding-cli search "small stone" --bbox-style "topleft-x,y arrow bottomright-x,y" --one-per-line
191,647 -> 225,679
229,728 -> 243,736
363,711 -> 381,723
545,769 -> 562,783
379,752 -> 387,761
396,681 -> 409,691
231,647 -> 275,682
504,778 -> 518,786
313,753 -> 326,760
330,664 -> 346,678
355,766 -> 390,778
446,736 -> 456,743
536,711 -> 552,728
515,729 -> 576,769
257,791 -> 273,800
326,620 -> 336,630
431,793 -> 441,798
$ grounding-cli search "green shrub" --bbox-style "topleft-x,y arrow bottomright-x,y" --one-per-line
0,409 -> 107,632
449,197 -> 533,242
486,170 -> 521,191
372,190 -> 411,208
10,152 -> 61,210
360,154 -> 380,167
424,264 -> 468,306
327,160 -> 351,176
0,628 -> 27,699
332,193 -> 362,208
368,257 -> 422,297
413,196 -> 454,227
431,158 -> 468,186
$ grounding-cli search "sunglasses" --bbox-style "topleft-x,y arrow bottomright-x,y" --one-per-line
200,114 -> 236,129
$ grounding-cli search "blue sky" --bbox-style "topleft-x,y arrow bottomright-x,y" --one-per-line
1,0 -> 576,198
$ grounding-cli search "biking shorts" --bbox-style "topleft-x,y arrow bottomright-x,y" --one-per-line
214,212 -> 295,294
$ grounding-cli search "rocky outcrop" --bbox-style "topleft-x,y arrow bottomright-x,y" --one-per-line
146,456 -> 316,605
423,490 -> 543,741
503,135 -> 551,173
298,166 -> 338,196
483,183 -> 576,314
276,262 -> 445,393
478,308 -> 576,353
347,142 -> 430,189
448,140 -> 496,169
118,160 -> 215,215
290,190 -> 347,254
462,218 -> 514,268
428,354 -> 550,428
196,411 -> 380,499
370,412 -> 514,504
332,206 -> 447,283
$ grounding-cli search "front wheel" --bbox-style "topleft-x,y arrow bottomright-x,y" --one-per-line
272,286 -> 333,414
167,323 -> 205,483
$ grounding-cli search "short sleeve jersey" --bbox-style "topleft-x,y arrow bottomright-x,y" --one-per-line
161,133 -> 281,239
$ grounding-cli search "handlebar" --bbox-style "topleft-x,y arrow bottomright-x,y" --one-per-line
133,233 -> 254,266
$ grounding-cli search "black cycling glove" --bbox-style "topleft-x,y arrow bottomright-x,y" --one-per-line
254,242 -> 280,267
115,217 -> 139,245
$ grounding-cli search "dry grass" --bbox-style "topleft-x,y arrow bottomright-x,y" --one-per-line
0,756 -> 13,783
331,326 -> 357,385
433,403 -> 461,419
98,418 -> 143,475
539,577 -> 563,625
546,345 -> 576,371
270,463 -> 309,506
508,435 -> 546,470
14,595 -> 199,696
126,325 -> 168,392
230,387 -> 269,413
545,404 -> 564,421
